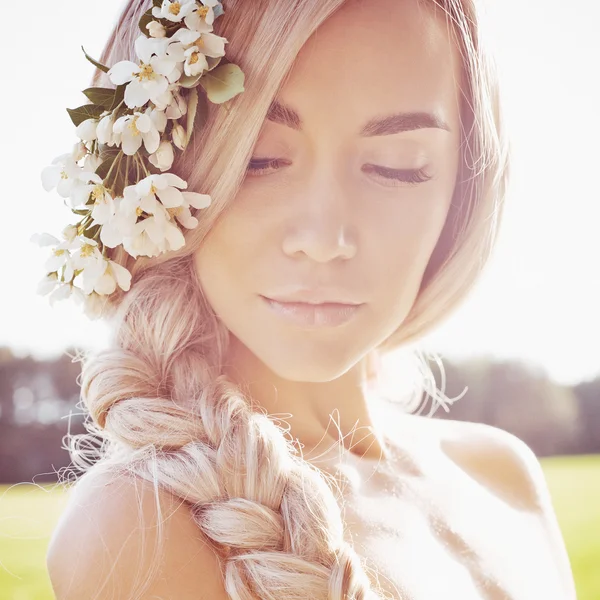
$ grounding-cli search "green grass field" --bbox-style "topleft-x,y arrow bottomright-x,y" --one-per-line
0,455 -> 598,599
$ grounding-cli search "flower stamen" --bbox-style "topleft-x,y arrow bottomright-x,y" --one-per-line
80,243 -> 95,258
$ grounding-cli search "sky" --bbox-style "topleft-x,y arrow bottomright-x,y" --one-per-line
0,0 -> 598,386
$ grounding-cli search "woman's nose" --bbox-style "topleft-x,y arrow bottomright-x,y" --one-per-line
281,173 -> 358,263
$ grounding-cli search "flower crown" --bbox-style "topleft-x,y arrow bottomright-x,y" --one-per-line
31,0 -> 245,319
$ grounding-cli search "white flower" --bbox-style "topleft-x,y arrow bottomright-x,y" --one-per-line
165,89 -> 187,119
145,105 -> 168,133
41,154 -> 97,199
183,46 -> 208,77
152,0 -> 197,23
149,140 -> 175,171
68,173 -> 104,209
75,118 -> 98,142
172,27 -> 226,57
113,112 -> 161,156
72,140 -> 89,161
96,197 -> 137,249
152,85 -> 175,112
142,213 -> 185,254
184,0 -> 220,34
88,183 -> 116,225
146,20 -> 167,38
36,272 -> 60,296
83,152 -> 103,174
30,228 -> 81,287
82,291 -> 109,320
122,174 -> 185,221
66,237 -> 111,295
48,282 -> 82,307
62,224 -> 78,242
91,259 -> 132,295
172,124 -> 187,150
117,173 -> 194,257
171,29 -> 226,76
33,261 -> 83,307
107,35 -> 184,108
97,113 -> 121,146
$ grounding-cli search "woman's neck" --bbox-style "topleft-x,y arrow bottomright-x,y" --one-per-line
222,336 -> 389,462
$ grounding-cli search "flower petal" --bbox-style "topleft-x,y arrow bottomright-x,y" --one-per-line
135,113 -> 152,133
121,132 -> 143,156
31,232 -> 60,247
99,220 -> 124,248
94,271 -> 117,295
164,222 -> 186,251
48,283 -> 73,306
199,32 -> 227,57
109,261 -> 132,291
108,61 -> 140,86
124,79 -> 151,109
162,173 -> 188,189
143,128 -> 161,155
41,165 -> 61,191
182,191 -> 212,209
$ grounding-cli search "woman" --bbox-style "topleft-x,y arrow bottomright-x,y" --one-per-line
43,0 -> 576,598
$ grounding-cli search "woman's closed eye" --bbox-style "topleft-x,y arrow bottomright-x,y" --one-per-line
246,157 -> 433,187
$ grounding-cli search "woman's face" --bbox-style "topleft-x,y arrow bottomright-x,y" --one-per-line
194,0 -> 462,382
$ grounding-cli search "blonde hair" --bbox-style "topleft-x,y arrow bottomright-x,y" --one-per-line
60,0 -> 510,597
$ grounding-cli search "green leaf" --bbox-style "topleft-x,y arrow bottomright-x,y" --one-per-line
95,156 -> 117,181
178,72 -> 203,89
81,46 -> 110,74
185,88 -> 199,146
66,104 -> 104,127
198,63 -> 245,104
139,8 -> 155,36
206,55 -> 222,72
110,84 -> 126,111
98,145 -> 121,162
213,3 -> 224,19
82,87 -> 117,110
152,0 -> 162,7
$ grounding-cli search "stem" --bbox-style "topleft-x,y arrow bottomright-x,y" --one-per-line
124,154 -> 130,188
77,213 -> 93,236
105,150 -> 123,183
112,99 -> 125,115
140,158 -> 151,177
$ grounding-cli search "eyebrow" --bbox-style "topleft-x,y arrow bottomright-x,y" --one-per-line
266,100 -> 451,136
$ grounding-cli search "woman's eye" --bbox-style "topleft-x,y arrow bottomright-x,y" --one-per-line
362,164 -> 433,187
246,158 -> 285,176
246,157 -> 433,187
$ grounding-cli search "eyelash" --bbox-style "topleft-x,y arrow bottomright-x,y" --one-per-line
246,158 -> 433,187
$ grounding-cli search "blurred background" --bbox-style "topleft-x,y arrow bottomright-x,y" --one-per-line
1,0 -> 599,598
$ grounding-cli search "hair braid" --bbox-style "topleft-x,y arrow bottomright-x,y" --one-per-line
77,257 -> 386,599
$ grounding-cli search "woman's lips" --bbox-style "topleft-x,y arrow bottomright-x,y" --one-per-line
261,296 -> 363,327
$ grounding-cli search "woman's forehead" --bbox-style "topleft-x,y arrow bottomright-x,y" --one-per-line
277,0 -> 463,138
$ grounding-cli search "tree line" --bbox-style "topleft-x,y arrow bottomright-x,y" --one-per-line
0,346 -> 598,484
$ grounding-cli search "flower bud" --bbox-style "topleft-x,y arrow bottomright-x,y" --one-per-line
71,140 -> 88,161
165,91 -> 187,120
172,124 -> 187,150
97,113 -> 116,146
147,21 -> 167,38
62,224 -> 78,242
75,118 -> 98,142
149,140 -> 175,171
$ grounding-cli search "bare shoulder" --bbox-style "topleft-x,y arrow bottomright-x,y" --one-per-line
47,466 -> 230,600
426,415 -> 577,598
